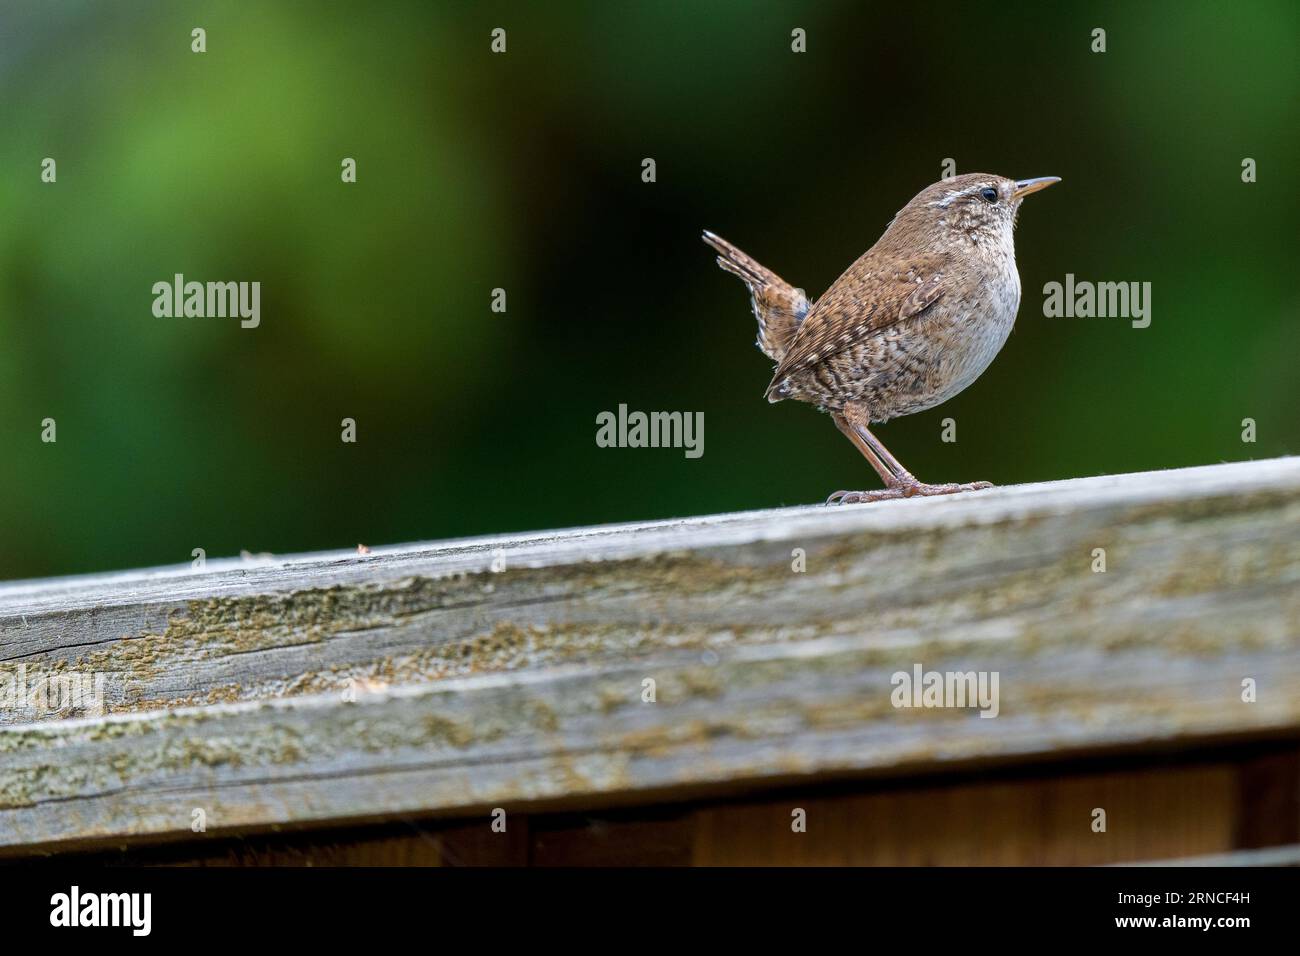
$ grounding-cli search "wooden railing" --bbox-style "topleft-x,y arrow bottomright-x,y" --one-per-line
2,457 -> 1298,862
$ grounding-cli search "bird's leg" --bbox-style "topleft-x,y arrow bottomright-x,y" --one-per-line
826,404 -> 993,505
829,413 -> 901,485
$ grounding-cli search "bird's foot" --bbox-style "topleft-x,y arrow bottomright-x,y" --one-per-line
826,480 -> 993,505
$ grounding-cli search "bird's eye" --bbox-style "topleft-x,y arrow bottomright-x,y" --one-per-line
979,186 -> 998,204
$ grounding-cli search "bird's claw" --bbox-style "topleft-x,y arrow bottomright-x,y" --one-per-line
826,480 -> 994,505
825,489 -> 894,504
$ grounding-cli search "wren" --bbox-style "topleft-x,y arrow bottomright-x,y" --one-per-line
705,172 -> 1059,503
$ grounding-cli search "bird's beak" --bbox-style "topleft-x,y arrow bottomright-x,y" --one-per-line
1012,176 -> 1061,199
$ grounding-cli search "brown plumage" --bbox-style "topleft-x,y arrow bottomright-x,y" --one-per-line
706,172 -> 1059,503
702,231 -> 808,363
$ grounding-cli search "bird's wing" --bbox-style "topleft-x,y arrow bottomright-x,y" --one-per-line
768,253 -> 948,387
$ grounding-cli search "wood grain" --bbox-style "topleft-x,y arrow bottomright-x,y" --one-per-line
1,458 -> 1297,854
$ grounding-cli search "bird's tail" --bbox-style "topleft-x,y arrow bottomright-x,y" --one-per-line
703,230 -> 808,364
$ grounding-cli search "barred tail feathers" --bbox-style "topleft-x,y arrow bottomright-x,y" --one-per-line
703,230 -> 808,364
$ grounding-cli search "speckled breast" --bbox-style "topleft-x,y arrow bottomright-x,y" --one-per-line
855,267 -> 1021,422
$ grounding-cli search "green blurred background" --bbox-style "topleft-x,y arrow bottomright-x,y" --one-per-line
0,0 -> 1295,581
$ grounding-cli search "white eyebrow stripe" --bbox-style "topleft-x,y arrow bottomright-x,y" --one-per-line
931,184 -> 985,208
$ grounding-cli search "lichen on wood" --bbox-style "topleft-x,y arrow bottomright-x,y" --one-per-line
1,458 -> 1298,852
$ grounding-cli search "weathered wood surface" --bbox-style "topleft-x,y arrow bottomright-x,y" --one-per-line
1,457 -> 1297,852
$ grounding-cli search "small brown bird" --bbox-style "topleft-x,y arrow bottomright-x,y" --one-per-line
705,172 -> 1059,503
